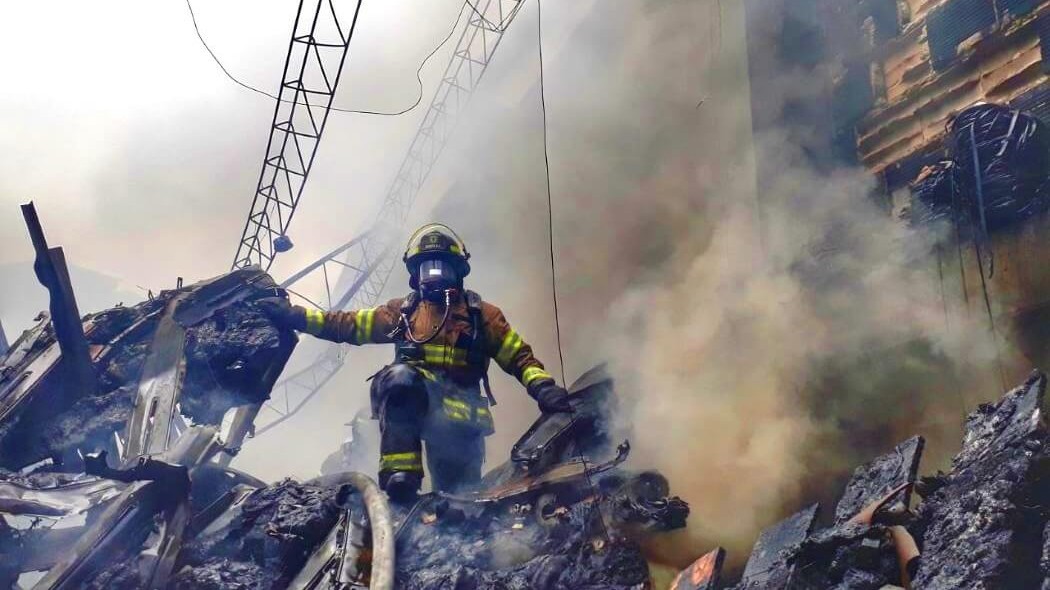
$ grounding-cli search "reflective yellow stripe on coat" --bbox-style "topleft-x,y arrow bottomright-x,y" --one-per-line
521,366 -> 553,386
495,330 -> 523,367
304,309 -> 325,335
355,308 -> 376,344
421,344 -> 469,368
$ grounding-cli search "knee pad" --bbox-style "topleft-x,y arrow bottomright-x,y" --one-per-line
382,363 -> 421,389
375,364 -> 427,420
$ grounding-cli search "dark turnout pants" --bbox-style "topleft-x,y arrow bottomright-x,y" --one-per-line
370,363 -> 486,493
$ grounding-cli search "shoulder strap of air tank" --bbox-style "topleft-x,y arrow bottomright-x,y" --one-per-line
463,290 -> 485,341
400,291 -> 420,316
464,289 -> 483,314
464,290 -> 497,406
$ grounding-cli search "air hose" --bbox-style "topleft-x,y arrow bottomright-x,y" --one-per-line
308,472 -> 395,590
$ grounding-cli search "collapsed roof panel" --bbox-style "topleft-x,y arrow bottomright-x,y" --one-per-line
834,435 -> 925,524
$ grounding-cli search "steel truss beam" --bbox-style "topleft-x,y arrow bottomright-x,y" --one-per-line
253,0 -> 525,436
232,0 -> 363,271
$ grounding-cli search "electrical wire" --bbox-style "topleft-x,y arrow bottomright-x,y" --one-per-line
185,0 -> 467,116
536,0 -> 565,389
536,0 -> 610,543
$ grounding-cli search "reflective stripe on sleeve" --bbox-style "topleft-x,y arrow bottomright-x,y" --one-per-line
355,308 -> 376,344
379,452 -> 423,473
495,330 -> 524,367
304,309 -> 325,336
521,366 -> 553,386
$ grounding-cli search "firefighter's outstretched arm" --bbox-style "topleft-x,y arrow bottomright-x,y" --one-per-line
482,303 -> 572,413
256,297 -> 399,345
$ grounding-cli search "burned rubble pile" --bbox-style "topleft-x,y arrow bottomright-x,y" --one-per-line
170,479 -> 342,590
686,371 -> 1050,590
6,266 -> 1050,589
0,267 -> 296,472
0,268 -> 301,588
6,263 -> 1050,590
390,369 -> 688,589
0,262 -> 691,589
153,366 -> 690,590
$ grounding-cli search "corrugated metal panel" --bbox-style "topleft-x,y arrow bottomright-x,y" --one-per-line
926,0 -> 998,71
1009,81 -> 1050,123
998,0 -> 1041,19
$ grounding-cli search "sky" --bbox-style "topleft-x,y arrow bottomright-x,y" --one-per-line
0,0 -> 592,294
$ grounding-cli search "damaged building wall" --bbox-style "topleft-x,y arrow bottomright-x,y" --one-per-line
859,1 -> 1049,172
860,0 -> 1050,376
746,0 -> 1050,379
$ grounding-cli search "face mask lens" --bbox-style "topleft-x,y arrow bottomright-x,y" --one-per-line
418,259 -> 457,291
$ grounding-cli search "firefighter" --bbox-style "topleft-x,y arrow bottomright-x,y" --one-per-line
258,223 -> 572,502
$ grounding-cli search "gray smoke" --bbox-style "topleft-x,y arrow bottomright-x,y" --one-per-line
430,0 -> 1012,567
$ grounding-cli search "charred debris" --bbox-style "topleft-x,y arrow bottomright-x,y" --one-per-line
5,204 -> 1050,590
0,205 -> 688,589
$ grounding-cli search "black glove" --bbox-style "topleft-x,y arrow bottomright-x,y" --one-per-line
255,297 -> 305,331
530,380 -> 572,414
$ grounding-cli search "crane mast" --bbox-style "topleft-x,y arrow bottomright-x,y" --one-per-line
231,0 -> 362,271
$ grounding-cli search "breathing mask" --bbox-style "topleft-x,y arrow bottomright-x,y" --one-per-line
417,258 -> 460,301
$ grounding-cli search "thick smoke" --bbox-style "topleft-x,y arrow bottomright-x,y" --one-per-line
435,0 -> 1011,568
611,130 -> 1006,565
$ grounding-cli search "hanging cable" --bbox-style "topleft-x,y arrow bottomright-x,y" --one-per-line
536,0 -> 611,543
972,237 -> 1009,391
536,1 -> 566,389
185,0 -> 466,116
935,245 -> 969,420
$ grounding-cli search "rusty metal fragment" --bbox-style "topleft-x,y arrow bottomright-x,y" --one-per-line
671,547 -> 726,590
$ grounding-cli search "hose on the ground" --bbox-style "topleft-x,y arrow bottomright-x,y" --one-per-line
308,472 -> 394,590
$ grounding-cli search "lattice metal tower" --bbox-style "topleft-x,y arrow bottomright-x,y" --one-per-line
231,0 -> 363,271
